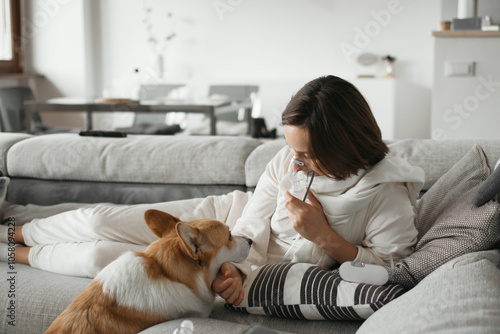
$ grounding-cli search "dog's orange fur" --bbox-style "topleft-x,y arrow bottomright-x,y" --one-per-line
45,279 -> 169,334
45,209 -> 247,334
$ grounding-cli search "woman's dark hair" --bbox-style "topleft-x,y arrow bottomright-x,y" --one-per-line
282,75 -> 388,180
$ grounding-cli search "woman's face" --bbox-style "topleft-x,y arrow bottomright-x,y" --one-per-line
283,125 -> 324,176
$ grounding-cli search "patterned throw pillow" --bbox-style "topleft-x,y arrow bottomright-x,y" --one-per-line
389,145 -> 500,289
226,262 -> 406,321
472,157 -> 500,207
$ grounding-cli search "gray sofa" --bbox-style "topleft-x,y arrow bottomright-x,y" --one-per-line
1,133 -> 499,334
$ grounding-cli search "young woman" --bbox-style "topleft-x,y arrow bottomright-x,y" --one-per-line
212,75 -> 424,305
1,75 -> 424,306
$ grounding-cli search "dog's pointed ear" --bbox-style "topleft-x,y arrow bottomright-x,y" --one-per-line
144,209 -> 181,238
176,223 -> 200,260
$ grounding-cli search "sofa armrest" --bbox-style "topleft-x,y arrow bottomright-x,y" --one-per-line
0,133 -> 33,176
245,139 -> 286,188
357,250 -> 500,334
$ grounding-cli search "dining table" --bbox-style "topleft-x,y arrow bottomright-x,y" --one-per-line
24,97 -> 253,135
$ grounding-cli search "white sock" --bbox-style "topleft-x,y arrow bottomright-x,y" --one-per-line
0,224 -> 9,243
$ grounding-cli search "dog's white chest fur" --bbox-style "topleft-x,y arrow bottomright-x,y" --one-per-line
96,252 -> 214,318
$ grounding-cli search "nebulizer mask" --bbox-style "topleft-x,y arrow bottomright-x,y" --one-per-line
281,156 -> 315,263
287,157 -> 315,202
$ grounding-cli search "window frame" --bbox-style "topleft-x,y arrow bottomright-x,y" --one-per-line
0,0 -> 22,74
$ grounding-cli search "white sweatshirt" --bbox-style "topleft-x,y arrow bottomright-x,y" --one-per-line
232,146 -> 425,275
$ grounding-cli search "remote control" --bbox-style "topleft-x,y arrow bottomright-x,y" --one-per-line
339,261 -> 389,285
79,130 -> 127,138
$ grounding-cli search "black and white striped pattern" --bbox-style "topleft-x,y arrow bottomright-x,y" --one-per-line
226,263 -> 406,321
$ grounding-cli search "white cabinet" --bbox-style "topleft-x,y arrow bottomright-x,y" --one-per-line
431,31 -> 500,139
353,78 -> 431,140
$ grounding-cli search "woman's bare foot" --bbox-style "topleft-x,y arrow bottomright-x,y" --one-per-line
15,225 -> 25,244
15,245 -> 31,265
0,243 -> 30,265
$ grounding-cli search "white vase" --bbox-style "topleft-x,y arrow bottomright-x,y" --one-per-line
150,53 -> 164,79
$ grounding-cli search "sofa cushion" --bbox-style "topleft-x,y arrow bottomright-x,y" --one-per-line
6,134 -> 262,185
140,318 -> 298,334
245,139 -> 286,187
0,264 -> 361,334
387,139 -> 500,191
0,264 -> 90,333
472,157 -> 500,207
226,263 -> 406,321
356,250 -> 500,334
6,178 -> 246,206
213,296 -> 361,334
245,139 -> 500,190
388,144 -> 500,289
0,133 -> 33,176
140,318 -> 254,334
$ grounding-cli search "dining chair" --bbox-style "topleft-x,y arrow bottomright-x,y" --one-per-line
202,84 -> 260,136
208,85 -> 259,101
117,84 -> 185,134
0,86 -> 74,133
0,86 -> 37,132
135,84 -> 185,125
208,84 -> 259,122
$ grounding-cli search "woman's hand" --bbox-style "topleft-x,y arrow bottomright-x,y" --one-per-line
284,190 -> 330,243
284,191 -> 358,263
212,262 -> 245,306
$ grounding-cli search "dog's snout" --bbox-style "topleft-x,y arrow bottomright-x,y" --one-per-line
230,235 -> 252,264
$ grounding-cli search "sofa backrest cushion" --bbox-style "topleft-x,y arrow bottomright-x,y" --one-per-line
246,139 -> 500,191
387,139 -> 500,191
245,139 -> 286,188
0,133 -> 33,176
6,134 -> 262,185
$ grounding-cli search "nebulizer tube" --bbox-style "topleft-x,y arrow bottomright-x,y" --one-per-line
280,157 -> 315,263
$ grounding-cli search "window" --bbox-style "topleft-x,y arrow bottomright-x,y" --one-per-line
0,0 -> 21,74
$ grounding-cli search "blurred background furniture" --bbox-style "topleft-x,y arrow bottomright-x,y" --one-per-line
24,97 -> 231,135
18,84 -> 261,136
203,84 -> 259,135
209,84 -> 259,121
118,83 -> 185,135
0,86 -> 75,134
120,84 -> 260,136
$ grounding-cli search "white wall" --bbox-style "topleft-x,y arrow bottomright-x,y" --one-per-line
23,0 -> 439,135
22,0 -> 88,127
432,0 -> 500,139
23,0 -> 86,96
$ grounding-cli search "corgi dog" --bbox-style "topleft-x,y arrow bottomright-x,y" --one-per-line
45,209 -> 252,334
